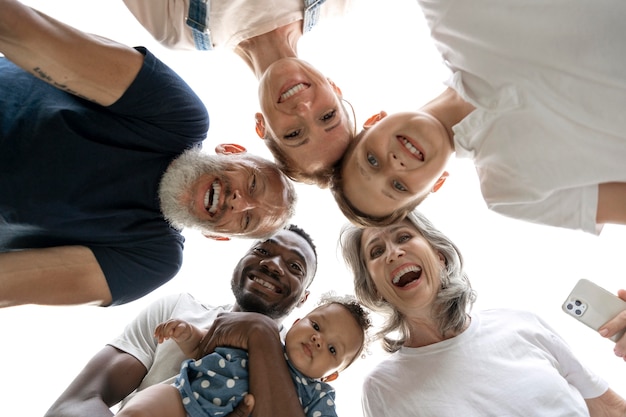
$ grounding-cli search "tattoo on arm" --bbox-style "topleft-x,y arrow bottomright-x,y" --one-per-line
33,67 -> 94,103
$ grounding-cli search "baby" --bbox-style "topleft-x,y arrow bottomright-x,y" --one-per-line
117,294 -> 371,417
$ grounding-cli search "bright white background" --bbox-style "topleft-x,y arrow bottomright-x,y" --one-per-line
1,1 -> 624,415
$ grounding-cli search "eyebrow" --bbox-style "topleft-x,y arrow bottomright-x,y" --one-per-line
283,116 -> 344,149
246,169 -> 266,233
263,238 -> 308,269
364,224 -> 408,248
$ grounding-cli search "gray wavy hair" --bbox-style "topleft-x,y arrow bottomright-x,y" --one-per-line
339,210 -> 476,353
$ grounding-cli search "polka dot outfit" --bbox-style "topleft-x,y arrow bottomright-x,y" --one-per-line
174,346 -> 338,417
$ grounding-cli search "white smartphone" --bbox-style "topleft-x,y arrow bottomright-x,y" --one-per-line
562,279 -> 626,342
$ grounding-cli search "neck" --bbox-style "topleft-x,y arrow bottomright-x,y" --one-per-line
420,87 -> 475,149
234,20 -> 303,79
404,313 -> 470,348
231,303 -> 285,326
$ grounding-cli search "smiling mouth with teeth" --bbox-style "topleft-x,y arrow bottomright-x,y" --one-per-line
392,265 -> 422,287
251,276 -> 282,293
204,179 -> 221,216
279,83 -> 309,103
399,136 -> 424,161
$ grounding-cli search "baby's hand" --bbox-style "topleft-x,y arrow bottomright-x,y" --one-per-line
154,319 -> 193,344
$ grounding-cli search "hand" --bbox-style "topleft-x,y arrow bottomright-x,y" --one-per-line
599,289 -> 626,360
197,312 -> 280,358
224,394 -> 254,417
154,319 -> 194,344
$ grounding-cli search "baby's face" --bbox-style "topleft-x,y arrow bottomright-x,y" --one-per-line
284,303 -> 363,380
341,112 -> 452,218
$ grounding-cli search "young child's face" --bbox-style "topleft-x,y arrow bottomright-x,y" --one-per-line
341,112 -> 452,218
285,303 -> 363,380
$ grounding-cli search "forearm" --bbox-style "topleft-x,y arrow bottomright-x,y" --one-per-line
0,246 -> 112,307
45,397 -> 115,417
45,346 -> 148,417
586,388 -> 626,417
176,326 -> 207,359
246,328 -> 306,417
0,0 -> 142,106
597,182 -> 626,226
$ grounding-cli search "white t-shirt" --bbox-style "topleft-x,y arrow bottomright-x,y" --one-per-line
418,0 -> 626,233
362,309 -> 608,417
123,0 -> 353,50
108,293 -> 231,392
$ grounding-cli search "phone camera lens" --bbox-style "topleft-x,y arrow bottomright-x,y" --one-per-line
566,303 -> 573,310
575,300 -> 582,306
575,309 -> 582,316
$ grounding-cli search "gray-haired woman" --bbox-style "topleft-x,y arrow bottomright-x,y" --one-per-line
340,210 -> 626,417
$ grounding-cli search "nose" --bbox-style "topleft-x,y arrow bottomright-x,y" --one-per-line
260,255 -> 284,276
230,190 -> 258,213
388,151 -> 406,169
311,333 -> 323,349
385,243 -> 404,264
292,100 -> 312,115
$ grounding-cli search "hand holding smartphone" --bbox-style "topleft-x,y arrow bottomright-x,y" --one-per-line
562,279 -> 626,342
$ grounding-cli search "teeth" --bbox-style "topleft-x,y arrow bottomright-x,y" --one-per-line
392,265 -> 422,285
204,180 -> 221,214
400,137 -> 424,160
253,277 -> 278,292
280,83 -> 307,102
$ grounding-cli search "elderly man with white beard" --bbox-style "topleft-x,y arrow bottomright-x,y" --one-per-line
0,0 -> 296,308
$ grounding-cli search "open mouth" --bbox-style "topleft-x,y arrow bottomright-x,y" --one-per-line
249,274 -> 282,294
391,265 -> 422,287
398,136 -> 424,161
279,83 -> 310,103
203,179 -> 221,216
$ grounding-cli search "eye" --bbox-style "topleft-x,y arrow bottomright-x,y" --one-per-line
253,247 -> 269,256
369,246 -> 384,260
290,261 -> 304,273
249,174 -> 257,195
366,153 -> 378,167
320,109 -> 336,122
283,129 -> 302,140
329,345 -> 337,356
392,180 -> 407,192
397,233 -> 412,243
312,322 -> 320,331
243,213 -> 251,230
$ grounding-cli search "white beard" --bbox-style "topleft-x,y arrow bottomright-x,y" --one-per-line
158,148 -> 230,231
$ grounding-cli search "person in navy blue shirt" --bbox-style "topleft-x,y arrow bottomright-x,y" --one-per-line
0,0 -> 297,308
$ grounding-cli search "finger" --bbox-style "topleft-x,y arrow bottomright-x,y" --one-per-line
599,310 -> 626,338
228,394 -> 254,417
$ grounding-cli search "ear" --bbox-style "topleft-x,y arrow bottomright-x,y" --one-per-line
327,78 -> 343,97
321,371 -> 339,383
363,111 -> 388,129
431,171 -> 449,193
215,143 -> 247,155
437,251 -> 446,267
202,232 -> 231,241
296,290 -> 310,308
254,113 -> 266,139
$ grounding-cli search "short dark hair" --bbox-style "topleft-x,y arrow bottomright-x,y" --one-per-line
285,224 -> 317,287
316,292 -> 372,368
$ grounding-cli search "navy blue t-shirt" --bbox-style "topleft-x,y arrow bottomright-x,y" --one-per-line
0,48 -> 210,305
